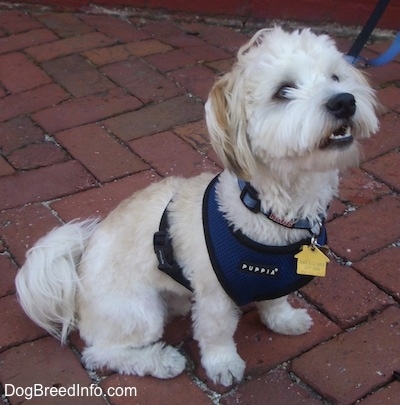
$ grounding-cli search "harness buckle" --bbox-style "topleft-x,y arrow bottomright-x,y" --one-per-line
240,183 -> 261,213
153,230 -> 174,270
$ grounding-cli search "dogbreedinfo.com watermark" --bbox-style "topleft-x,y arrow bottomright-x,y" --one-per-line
4,383 -> 137,401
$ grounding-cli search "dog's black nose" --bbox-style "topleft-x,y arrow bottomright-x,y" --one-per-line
326,93 -> 356,119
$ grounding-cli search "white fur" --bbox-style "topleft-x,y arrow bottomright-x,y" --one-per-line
16,27 -> 378,386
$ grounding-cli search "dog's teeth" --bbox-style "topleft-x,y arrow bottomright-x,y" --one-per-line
329,126 -> 351,140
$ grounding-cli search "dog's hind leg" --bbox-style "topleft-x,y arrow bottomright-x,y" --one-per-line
256,296 -> 313,335
82,342 -> 186,379
192,291 -> 245,386
78,286 -> 186,379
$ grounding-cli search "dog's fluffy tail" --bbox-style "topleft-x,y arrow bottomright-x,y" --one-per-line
15,219 -> 100,343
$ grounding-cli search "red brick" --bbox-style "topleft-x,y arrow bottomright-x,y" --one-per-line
82,44 -> 132,66
362,151 -> 400,192
361,113 -> 400,161
32,88 -> 142,133
185,298 -> 340,392
55,124 -> 149,182
234,299 -> 340,376
82,40 -> 173,66
7,142 -> 68,170
326,197 -> 346,221
327,195 -> 400,262
100,373 -> 210,405
358,382 -> 400,405
26,31 -> 116,62
301,261 -> 394,328
125,39 -> 174,57
182,23 -> 248,53
50,171 -> 161,221
0,295 -> 46,351
221,368 -> 323,405
291,306 -> 400,405
206,57 -> 235,74
163,315 -> 193,346
104,95 -> 204,141
172,119 -> 209,151
0,52 -> 51,93
0,254 -> 17,297
139,21 -> 207,48
0,203 -> 61,266
338,167 -> 391,206
186,24 -> 249,54
0,116 -> 44,153
42,54 -> 116,98
0,155 -> 14,176
145,45 -> 230,72
0,337 -> 105,405
353,245 -> 400,301
0,160 -> 97,211
153,30 -> 208,48
0,10 -> 43,34
0,83 -> 69,123
167,64 -> 216,101
173,119 -> 222,166
138,19 -> 187,40
35,12 -> 94,38
80,14 -> 149,42
377,86 -> 400,113
0,28 -> 58,54
101,59 -> 182,103
369,62 -> 400,88
130,131 -> 219,177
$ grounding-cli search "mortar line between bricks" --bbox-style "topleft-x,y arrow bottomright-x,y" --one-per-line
61,339 -> 112,405
361,169 -> 400,194
0,331 -> 48,355
288,369 -> 332,405
177,347 -> 223,404
296,290 -> 344,332
354,376 -> 399,404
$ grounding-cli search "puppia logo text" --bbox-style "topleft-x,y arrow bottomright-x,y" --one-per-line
240,262 -> 279,276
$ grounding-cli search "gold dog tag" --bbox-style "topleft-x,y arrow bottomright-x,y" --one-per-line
295,245 -> 330,277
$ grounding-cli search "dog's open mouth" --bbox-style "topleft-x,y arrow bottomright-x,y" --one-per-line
321,125 -> 353,149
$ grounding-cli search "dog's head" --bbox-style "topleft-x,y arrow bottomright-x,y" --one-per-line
205,27 -> 379,180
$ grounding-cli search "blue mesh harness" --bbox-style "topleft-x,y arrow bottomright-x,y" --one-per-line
154,175 -> 327,306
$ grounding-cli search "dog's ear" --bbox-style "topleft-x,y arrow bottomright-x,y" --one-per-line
238,28 -> 273,58
205,73 -> 256,181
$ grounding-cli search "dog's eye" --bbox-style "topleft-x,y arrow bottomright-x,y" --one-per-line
331,74 -> 340,82
275,84 -> 295,99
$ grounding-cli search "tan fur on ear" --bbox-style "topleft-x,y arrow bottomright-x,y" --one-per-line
238,28 -> 272,58
205,73 -> 255,181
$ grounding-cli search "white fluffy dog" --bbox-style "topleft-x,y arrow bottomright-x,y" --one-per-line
16,27 -> 378,386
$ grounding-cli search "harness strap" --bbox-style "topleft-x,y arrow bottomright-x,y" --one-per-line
153,205 -> 193,291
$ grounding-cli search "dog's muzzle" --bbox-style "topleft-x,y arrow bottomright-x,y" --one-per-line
322,93 -> 356,149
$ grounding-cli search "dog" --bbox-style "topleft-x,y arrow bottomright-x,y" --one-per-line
16,27 -> 379,386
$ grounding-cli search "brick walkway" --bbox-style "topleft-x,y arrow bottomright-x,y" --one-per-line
0,7 -> 399,405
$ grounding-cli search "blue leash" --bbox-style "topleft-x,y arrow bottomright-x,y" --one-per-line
346,0 -> 399,66
368,32 -> 400,66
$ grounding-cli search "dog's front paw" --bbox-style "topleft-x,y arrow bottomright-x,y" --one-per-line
202,349 -> 245,386
262,307 -> 313,335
